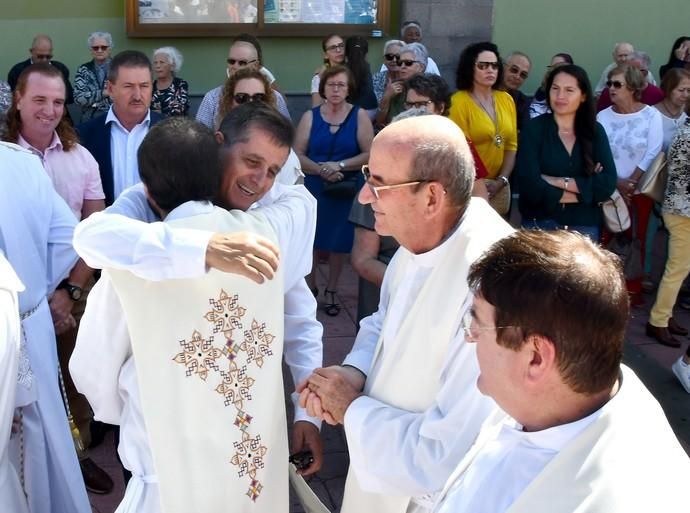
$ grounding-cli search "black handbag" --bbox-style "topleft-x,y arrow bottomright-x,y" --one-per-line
320,106 -> 360,199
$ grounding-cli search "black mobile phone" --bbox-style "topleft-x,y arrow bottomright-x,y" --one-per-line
289,450 -> 314,470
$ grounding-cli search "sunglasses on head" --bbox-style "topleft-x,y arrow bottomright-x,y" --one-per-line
91,46 -> 109,52
399,59 -> 418,68
476,61 -> 500,71
508,65 -> 528,80
227,58 -> 257,67
606,80 -> 624,89
233,92 -> 266,104
384,53 -> 400,62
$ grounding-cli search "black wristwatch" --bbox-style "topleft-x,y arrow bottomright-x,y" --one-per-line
57,279 -> 83,301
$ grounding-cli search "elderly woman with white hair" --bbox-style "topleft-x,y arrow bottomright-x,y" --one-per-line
374,42 -> 428,128
372,39 -> 403,104
151,46 -> 189,117
73,31 -> 113,121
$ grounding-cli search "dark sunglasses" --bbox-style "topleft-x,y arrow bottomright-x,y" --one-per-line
34,54 -> 53,60
384,53 -> 400,62
233,92 -> 266,104
508,65 -> 528,80
91,46 -> 109,52
399,59 -> 418,68
476,61 -> 500,71
227,58 -> 257,67
404,100 -> 433,109
606,80 -> 624,89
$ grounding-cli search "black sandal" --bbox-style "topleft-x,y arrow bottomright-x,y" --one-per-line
324,289 -> 341,316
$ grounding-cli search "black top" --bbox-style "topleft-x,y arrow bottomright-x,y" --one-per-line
7,58 -> 74,104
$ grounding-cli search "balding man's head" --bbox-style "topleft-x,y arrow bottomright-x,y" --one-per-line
227,41 -> 260,76
30,34 -> 53,63
613,42 -> 634,65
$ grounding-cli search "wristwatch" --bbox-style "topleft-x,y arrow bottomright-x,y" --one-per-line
57,279 -> 83,301
338,161 -> 346,170
498,175 -> 509,188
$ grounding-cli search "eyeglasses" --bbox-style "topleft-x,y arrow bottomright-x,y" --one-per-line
606,80 -> 624,89
508,65 -> 529,80
34,54 -> 53,61
227,58 -> 257,67
91,46 -> 109,52
384,53 -> 400,62
476,61 -> 500,71
326,43 -> 345,52
361,165 -> 426,199
461,309 -> 516,339
404,100 -> 433,109
399,59 -> 419,68
233,92 -> 266,104
325,82 -> 347,90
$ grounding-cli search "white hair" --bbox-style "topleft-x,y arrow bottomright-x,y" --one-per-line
399,42 -> 428,70
630,50 -> 652,68
87,32 -> 113,49
384,39 -> 405,54
153,46 -> 184,74
401,22 -> 422,39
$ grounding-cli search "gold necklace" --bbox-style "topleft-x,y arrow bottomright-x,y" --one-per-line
471,92 -> 503,148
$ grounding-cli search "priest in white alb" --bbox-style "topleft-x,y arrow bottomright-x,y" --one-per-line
299,115 -> 513,513
433,230 -> 689,513
0,142 -> 91,513
71,117 -> 308,512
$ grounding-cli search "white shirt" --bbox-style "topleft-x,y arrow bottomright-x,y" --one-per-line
435,411 -> 599,513
596,105 -> 663,178
657,108 -> 688,152
73,182 -> 321,424
106,107 -> 151,200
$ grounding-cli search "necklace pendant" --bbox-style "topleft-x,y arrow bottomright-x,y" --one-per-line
494,134 -> 503,148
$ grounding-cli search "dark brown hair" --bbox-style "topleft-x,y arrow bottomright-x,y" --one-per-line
659,67 -> 690,97
4,63 -> 78,151
468,230 -> 628,395
318,65 -> 354,100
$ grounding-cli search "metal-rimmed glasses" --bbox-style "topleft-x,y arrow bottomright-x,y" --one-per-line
461,308 -> 515,339
361,165 -> 426,199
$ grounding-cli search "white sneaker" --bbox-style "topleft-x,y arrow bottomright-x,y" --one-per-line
671,358 -> 690,394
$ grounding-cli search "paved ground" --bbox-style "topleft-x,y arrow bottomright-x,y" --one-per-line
86,244 -> 690,513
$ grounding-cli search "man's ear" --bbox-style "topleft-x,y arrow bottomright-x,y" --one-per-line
215,131 -> 225,145
424,181 -> 446,218
525,334 -> 557,386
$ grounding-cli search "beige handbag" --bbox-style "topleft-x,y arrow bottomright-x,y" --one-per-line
601,189 -> 631,233
638,151 -> 667,203
485,178 -> 511,215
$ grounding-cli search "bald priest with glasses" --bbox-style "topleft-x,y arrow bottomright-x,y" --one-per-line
298,114 -> 513,513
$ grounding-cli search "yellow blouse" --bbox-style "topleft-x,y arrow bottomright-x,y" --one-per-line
448,90 -> 518,178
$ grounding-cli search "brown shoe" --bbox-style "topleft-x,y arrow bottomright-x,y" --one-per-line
668,317 -> 688,336
645,323 -> 681,348
80,457 -> 114,495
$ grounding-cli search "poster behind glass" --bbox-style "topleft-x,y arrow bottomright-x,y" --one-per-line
137,0 -> 377,24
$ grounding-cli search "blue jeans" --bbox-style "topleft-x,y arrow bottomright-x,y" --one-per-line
522,218 -> 600,242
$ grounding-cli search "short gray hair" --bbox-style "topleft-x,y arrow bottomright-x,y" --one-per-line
401,22 -> 422,39
506,51 -> 532,67
87,32 -> 113,49
399,42 -> 428,70
153,46 -> 184,74
630,50 -> 651,68
383,39 -> 404,54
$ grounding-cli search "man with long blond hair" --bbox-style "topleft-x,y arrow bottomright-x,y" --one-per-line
4,62 -> 113,494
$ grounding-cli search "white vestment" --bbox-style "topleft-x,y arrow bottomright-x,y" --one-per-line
0,254 -> 29,513
73,182 -> 321,424
0,142 -> 89,513
72,202 -> 290,512
434,365 -> 690,513
340,199 -> 514,513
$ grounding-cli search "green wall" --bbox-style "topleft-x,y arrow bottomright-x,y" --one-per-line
493,0 -> 689,95
0,0 -> 396,96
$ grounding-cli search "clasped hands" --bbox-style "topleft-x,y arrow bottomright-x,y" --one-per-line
318,162 -> 344,183
297,365 -> 366,425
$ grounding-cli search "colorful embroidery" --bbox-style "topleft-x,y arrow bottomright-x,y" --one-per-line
172,289 -> 276,503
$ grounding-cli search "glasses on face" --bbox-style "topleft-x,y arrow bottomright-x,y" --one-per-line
404,99 -> 433,109
476,61 -> 500,71
91,46 -> 109,52
461,309 -> 515,339
326,43 -> 345,52
508,65 -> 529,80
606,80 -> 624,89
34,54 -> 53,61
233,92 -> 266,104
361,165 -> 426,199
326,82 -> 347,90
384,53 -> 400,62
399,59 -> 419,68
227,58 -> 257,67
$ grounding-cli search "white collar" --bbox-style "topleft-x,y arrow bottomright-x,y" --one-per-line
106,106 -> 151,132
165,201 -> 214,222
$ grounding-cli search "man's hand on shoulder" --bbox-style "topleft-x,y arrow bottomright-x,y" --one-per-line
205,232 -> 280,284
